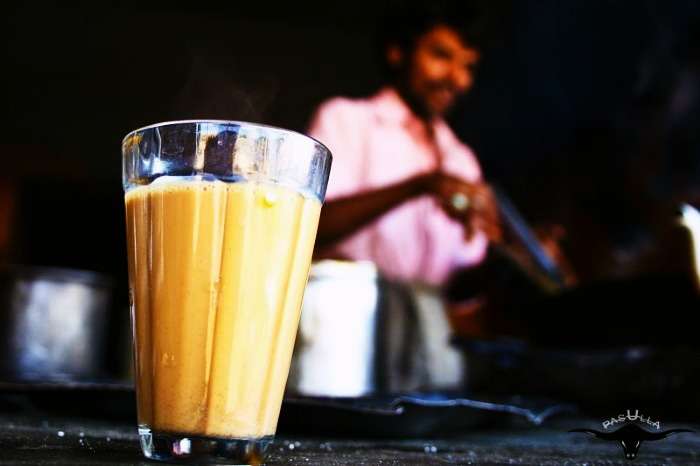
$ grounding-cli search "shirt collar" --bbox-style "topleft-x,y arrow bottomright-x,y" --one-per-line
372,87 -> 455,146
371,86 -> 450,134
371,87 -> 414,125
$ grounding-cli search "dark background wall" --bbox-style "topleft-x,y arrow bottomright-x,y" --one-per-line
1,0 -> 699,291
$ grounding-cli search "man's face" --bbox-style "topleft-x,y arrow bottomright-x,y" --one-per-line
401,25 -> 480,117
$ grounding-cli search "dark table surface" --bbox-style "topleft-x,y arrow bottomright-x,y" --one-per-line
1,413 -> 699,466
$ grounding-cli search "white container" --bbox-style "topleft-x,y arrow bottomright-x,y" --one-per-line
288,260 -> 379,397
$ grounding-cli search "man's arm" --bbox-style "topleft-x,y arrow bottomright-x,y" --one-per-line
317,172 -> 502,248
316,174 -> 429,248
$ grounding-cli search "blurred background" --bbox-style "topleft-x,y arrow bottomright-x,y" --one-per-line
1,0 -> 700,415
3,0 -> 700,283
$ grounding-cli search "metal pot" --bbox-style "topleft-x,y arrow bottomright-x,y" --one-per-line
287,260 -> 465,397
0,266 -> 113,382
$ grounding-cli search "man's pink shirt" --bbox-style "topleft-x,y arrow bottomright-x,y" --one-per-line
308,87 -> 488,285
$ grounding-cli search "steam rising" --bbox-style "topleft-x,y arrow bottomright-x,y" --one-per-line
172,54 -> 279,123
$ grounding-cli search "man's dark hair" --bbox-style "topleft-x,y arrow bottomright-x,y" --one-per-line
375,1 -> 491,76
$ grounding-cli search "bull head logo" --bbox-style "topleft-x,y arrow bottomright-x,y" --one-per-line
570,424 -> 693,460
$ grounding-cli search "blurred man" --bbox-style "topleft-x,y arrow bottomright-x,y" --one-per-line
307,5 -> 502,390
309,5 -> 500,286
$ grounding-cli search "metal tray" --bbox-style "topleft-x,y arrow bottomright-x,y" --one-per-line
279,393 -> 571,437
0,381 -> 571,437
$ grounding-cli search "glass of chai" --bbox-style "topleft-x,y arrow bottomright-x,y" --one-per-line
122,121 -> 332,465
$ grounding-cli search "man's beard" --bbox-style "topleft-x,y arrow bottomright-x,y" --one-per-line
394,77 -> 459,120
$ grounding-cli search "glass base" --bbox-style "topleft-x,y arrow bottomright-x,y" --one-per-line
138,426 -> 273,465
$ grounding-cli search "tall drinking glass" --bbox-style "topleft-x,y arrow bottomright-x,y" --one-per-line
122,121 -> 331,465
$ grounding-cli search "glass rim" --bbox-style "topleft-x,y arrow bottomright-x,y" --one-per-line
121,119 -> 332,162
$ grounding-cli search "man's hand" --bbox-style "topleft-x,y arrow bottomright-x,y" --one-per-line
424,172 -> 502,242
